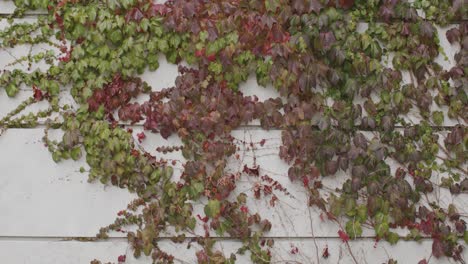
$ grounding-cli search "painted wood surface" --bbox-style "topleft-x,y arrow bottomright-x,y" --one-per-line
0,2 -> 466,263
0,239 -> 458,264
0,127 -> 467,263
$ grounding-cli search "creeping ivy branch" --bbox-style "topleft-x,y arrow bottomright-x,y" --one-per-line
0,0 -> 467,263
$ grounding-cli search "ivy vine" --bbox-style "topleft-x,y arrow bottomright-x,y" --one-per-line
0,0 -> 467,263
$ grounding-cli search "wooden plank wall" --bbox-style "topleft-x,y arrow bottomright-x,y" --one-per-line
0,1 -> 466,263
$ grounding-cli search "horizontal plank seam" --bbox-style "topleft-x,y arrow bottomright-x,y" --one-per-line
0,13 -> 47,17
0,12 -> 466,24
0,123 -> 462,131
0,236 -> 444,242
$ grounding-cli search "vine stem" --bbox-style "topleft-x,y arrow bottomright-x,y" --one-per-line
307,206 -> 320,264
333,219 -> 359,264
435,141 -> 468,175
437,142 -> 452,158
0,96 -> 36,125
344,237 -> 360,264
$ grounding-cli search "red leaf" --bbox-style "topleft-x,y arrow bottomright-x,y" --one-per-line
320,31 -> 336,50
302,176 -> 310,187
57,0 -> 66,8
290,245 -> 299,254
254,184 -> 261,199
118,255 -> 126,263
379,6 -> 394,22
446,28 -> 461,44
182,2 -> 196,17
132,8 -> 145,22
243,165 -> 260,176
148,3 -> 168,16
197,214 -> 209,223
310,0 -> 323,14
338,0 -> 355,9
54,13 -> 63,26
130,149 -> 140,157
126,8 -> 144,23
401,23 -> 411,36
338,230 -> 350,242
432,239 -> 444,258
292,0 -> 307,14
322,245 -> 330,258
137,132 -> 146,143
420,218 -> 433,235
326,211 -> 337,221
271,24 -> 285,43
240,206 -> 249,213
269,195 -> 278,207
33,86 -> 43,101
262,43 -> 272,55
195,48 -> 205,57
282,31 -> 290,43
196,250 -> 209,263
206,53 -> 216,62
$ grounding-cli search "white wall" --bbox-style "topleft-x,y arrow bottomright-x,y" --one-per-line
0,1 -> 466,263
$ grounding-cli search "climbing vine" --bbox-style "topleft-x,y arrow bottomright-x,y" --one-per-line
0,0 -> 467,263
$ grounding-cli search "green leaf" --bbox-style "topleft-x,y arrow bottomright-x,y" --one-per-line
345,220 -> 362,239
226,32 -> 238,44
393,91 -> 403,105
52,151 -> 62,163
186,217 -> 196,230
199,30 -> 208,42
140,18 -> 150,32
381,90 -> 390,104
329,194 -> 342,217
206,42 -> 218,56
163,166 -> 174,180
386,232 -> 400,245
157,39 -> 169,52
170,34 -> 181,47
375,222 -> 389,238
237,193 -> 247,204
153,25 -> 163,37
204,199 -> 221,218
147,54 -> 159,71
5,83 -> 18,97
189,182 -> 204,198
70,147 -> 82,161
49,81 -> 60,95
150,169 -> 162,183
432,111 -> 444,126
344,197 -> 357,217
208,62 -> 222,75
109,30 -> 122,44
357,205 -> 367,222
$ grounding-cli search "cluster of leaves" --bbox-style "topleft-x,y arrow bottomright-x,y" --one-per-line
0,0 -> 467,263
